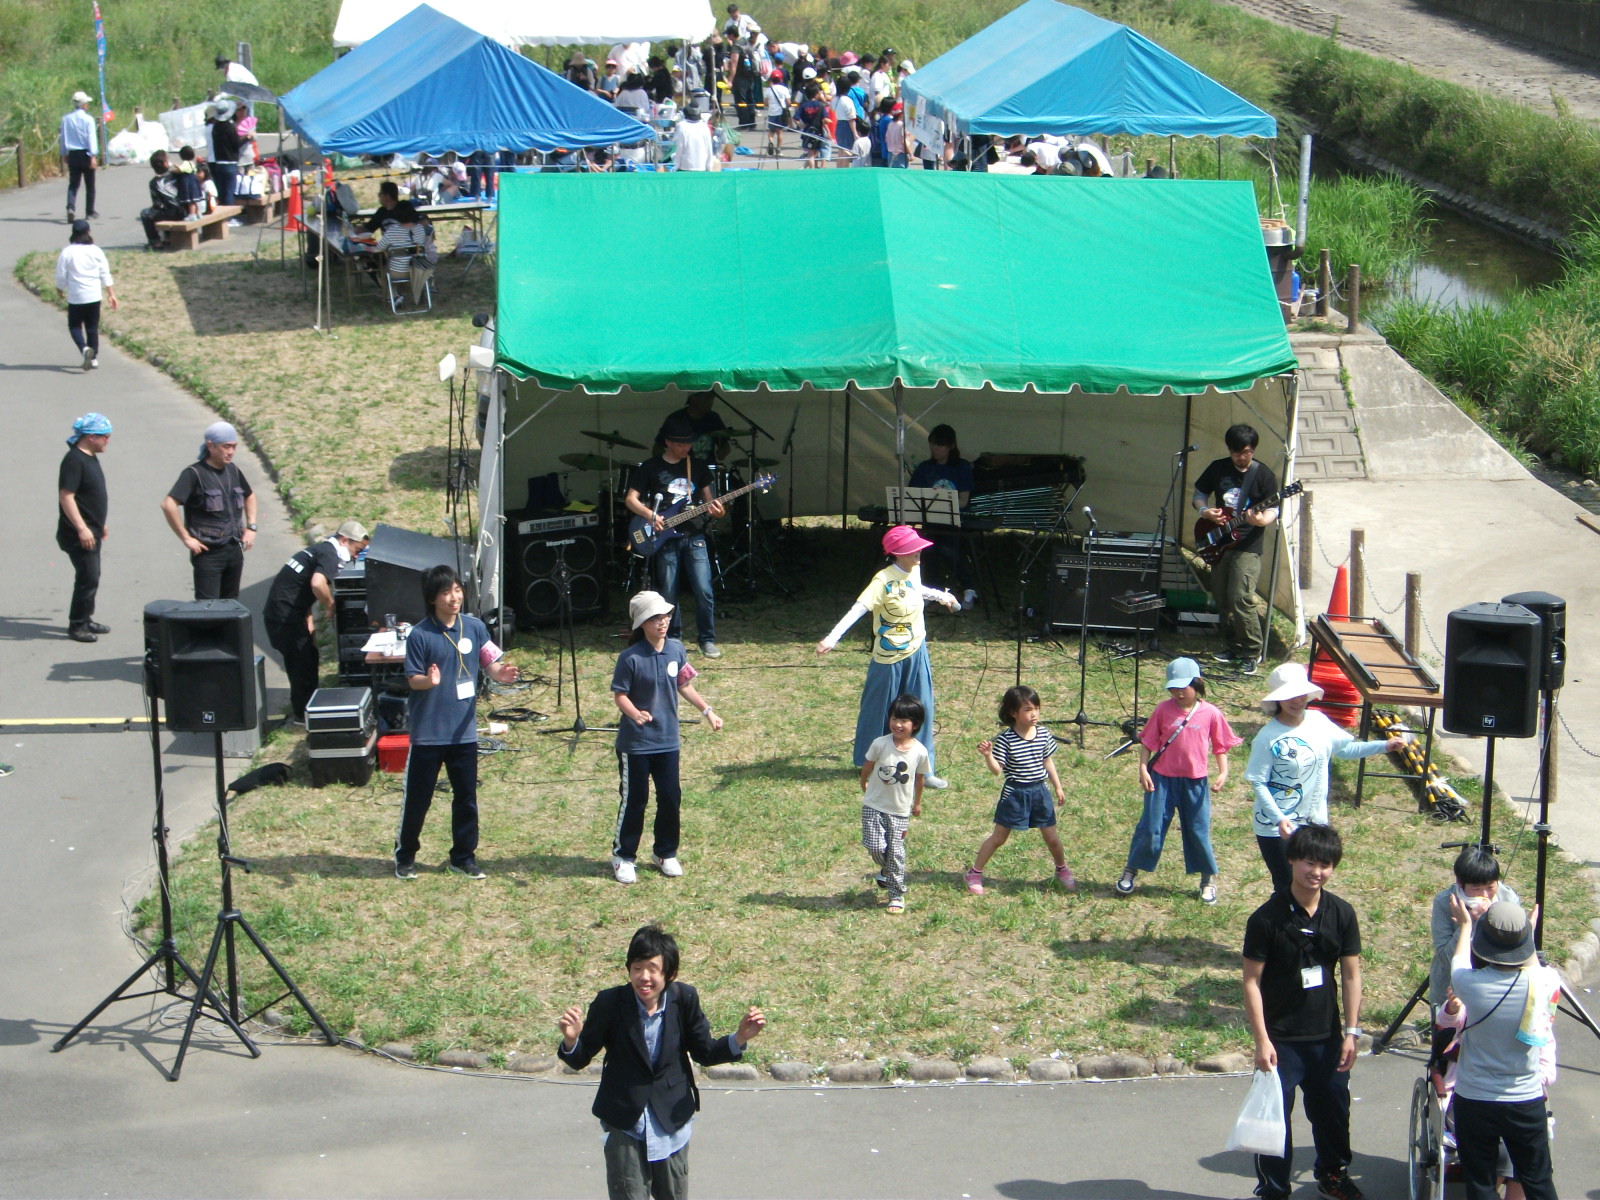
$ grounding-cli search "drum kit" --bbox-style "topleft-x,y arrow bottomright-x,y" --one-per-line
556,426 -> 783,595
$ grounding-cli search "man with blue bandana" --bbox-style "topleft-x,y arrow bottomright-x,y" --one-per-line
57,413 -> 113,643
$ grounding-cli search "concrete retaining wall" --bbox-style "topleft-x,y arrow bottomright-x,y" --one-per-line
1423,0 -> 1600,66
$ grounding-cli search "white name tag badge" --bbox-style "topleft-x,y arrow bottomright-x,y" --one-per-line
1300,965 -> 1325,990
456,637 -> 473,655
667,660 -> 680,678
456,680 -> 475,701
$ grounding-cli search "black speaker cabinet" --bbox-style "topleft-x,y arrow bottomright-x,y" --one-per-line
512,525 -> 605,627
1046,550 -> 1161,634
153,600 -> 257,733
1443,602 -> 1541,739
364,524 -> 474,627
1501,590 -> 1566,692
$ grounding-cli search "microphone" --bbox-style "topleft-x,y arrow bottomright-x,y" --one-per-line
1082,505 -> 1098,526
1174,443 -> 1199,456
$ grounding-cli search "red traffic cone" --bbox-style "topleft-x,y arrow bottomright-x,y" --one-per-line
285,174 -> 306,233
1326,562 -> 1349,620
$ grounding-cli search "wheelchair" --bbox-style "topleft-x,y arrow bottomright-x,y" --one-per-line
1406,1064 -> 1448,1200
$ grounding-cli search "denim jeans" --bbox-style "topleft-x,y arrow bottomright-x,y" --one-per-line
652,533 -> 715,644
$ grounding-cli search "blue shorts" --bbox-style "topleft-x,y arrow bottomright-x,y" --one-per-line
994,780 -> 1055,831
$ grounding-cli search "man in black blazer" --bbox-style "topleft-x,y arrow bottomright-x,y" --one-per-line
559,924 -> 766,1200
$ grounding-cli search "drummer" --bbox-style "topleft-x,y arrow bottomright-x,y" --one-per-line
653,389 -> 732,464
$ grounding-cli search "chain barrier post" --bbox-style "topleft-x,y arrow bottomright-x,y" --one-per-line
1404,572 -> 1421,658
1298,490 -> 1314,579
1346,264 -> 1361,333
1349,529 -> 1365,619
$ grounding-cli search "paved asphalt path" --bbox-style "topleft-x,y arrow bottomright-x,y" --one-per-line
5,165 -> 1600,1197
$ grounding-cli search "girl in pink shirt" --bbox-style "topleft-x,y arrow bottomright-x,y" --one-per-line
1115,657 -> 1240,904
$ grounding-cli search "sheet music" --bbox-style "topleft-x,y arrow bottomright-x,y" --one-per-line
886,486 -> 960,527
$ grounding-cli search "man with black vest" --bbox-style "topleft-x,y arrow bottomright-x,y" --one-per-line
160,421 -> 257,600
262,521 -> 369,724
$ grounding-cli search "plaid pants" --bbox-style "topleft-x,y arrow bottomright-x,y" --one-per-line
860,805 -> 910,901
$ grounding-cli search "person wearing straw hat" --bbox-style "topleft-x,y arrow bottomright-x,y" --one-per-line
816,525 -> 959,788
1244,664 -> 1405,893
1443,897 -> 1561,1200
57,413 -> 113,643
610,592 -> 724,885
1114,656 -> 1239,903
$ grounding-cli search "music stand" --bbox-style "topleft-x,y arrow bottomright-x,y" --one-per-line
1105,588 -> 1166,759
886,486 -> 959,528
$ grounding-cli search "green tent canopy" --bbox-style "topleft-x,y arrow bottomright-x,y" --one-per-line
493,170 -> 1296,396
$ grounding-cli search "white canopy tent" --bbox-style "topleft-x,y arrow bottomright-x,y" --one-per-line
333,0 -> 718,48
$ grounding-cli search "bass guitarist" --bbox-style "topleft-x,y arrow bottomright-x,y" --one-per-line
1193,424 -> 1278,675
626,414 -> 727,659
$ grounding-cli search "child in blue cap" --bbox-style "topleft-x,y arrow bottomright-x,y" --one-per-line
1115,656 -> 1240,903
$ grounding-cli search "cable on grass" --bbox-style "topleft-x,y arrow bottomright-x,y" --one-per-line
489,705 -> 549,723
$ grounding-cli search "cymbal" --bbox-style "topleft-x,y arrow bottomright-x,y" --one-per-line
752,456 -> 779,468
580,429 -> 646,450
720,427 -> 760,440
559,452 -> 611,471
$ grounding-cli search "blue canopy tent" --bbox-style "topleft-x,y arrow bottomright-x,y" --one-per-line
280,3 -> 653,155
902,0 -> 1276,141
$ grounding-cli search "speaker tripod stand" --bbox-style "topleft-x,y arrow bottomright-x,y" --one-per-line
54,692 -> 335,1079
540,538 -> 619,740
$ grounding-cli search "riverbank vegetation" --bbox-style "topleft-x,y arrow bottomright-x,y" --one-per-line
0,0 -> 336,188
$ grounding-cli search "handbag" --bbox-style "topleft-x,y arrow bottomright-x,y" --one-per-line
1225,1068 -> 1286,1156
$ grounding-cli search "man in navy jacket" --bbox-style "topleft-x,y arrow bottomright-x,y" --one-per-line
558,925 -> 766,1199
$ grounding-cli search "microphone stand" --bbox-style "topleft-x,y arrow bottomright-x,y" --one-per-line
540,538 -> 620,741
1011,480 -> 1085,686
780,402 -> 800,529
1069,507 -> 1120,746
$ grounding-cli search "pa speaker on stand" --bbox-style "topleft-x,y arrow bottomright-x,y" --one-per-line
146,600 -> 257,733
1442,602 -> 1541,741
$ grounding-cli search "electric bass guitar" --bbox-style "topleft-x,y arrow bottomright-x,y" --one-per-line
1193,480 -> 1302,564
627,473 -> 778,558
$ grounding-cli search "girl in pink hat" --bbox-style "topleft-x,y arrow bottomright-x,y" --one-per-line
817,525 -> 960,786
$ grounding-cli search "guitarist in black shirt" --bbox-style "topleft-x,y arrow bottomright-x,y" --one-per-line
1192,424 -> 1279,675
626,415 -> 727,658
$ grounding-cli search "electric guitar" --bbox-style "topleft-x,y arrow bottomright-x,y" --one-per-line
1193,480 -> 1302,564
627,473 -> 778,558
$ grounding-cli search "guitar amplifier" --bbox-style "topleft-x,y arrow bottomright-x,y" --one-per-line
1047,549 -> 1162,633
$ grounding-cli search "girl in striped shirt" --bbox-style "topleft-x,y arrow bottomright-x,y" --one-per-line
964,685 -> 1073,895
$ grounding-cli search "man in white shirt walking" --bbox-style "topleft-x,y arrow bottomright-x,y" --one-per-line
59,91 -> 98,224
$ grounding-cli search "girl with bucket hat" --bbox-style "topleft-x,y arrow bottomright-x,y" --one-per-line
1113,657 -> 1240,904
609,592 -> 723,885
817,525 -> 959,787
1243,663 -> 1405,893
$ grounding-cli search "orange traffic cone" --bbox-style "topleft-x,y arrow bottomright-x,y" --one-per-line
1326,562 -> 1350,619
285,174 -> 306,233
1311,561 -> 1360,727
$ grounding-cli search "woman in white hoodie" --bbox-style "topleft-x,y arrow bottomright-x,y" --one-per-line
54,219 -> 117,371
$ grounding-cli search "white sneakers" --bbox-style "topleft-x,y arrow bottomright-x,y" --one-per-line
925,774 -> 949,789
613,855 -> 685,881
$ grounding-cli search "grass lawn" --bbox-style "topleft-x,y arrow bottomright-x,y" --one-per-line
16,240 -> 1592,1074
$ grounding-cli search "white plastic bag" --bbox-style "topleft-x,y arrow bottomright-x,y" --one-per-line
1226,1068 -> 1286,1156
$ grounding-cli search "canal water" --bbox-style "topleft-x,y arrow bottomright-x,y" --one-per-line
1384,205 -> 1564,309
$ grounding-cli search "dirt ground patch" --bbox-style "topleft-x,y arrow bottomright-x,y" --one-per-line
1217,0 -> 1600,120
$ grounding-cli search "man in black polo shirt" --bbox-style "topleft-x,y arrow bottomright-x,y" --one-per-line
1193,423 -> 1279,674
56,412 -> 112,643
1241,823 -> 1365,1200
262,521 -> 369,724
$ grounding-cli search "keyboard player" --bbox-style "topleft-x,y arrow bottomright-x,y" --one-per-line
907,424 -> 977,607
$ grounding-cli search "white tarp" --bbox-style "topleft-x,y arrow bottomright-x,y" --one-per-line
333,0 -> 718,48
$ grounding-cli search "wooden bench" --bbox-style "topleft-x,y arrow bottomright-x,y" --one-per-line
238,191 -> 285,225
153,205 -> 244,251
